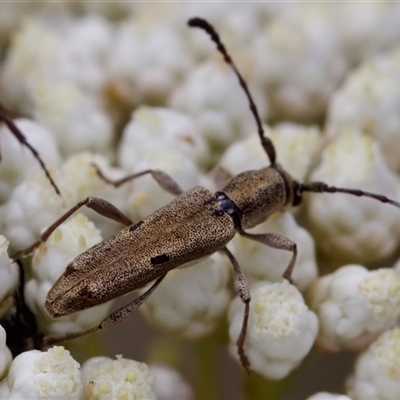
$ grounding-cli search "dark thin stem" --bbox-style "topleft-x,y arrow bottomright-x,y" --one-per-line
188,17 -> 276,166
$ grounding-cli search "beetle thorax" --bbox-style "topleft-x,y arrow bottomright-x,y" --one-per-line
221,167 -> 290,229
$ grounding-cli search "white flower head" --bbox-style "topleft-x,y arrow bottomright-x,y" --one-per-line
346,328 -> 400,400
184,2 -> 263,58
228,280 -> 318,379
306,129 -> 400,266
310,265 -> 400,352
0,118 -> 61,202
107,17 -> 192,106
149,363 -> 193,400
81,355 -> 155,400
140,252 -> 231,339
1,15 -> 113,112
170,60 -> 268,156
0,324 -> 12,380
327,48 -> 400,172
32,77 -> 113,157
25,214 -> 112,336
306,393 -> 352,400
1,18 -> 61,112
0,236 -> 19,317
118,106 -> 208,170
337,2 -> 400,65
1,151 -> 130,250
231,212 -> 317,291
1,346 -> 82,400
251,4 -> 347,122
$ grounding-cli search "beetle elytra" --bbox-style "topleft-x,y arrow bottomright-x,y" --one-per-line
14,17 -> 400,372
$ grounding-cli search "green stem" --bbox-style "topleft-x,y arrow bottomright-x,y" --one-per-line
195,337 -> 219,400
244,372 -> 294,400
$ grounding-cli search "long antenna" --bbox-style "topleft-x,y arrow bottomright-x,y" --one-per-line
300,181 -> 400,209
188,17 -> 277,167
0,105 -> 61,196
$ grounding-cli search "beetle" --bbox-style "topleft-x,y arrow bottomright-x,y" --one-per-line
14,17 -> 400,371
0,104 -> 60,195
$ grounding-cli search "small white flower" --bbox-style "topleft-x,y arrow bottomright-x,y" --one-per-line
184,2 -> 263,58
346,328 -> 400,400
1,152 -> 130,250
118,106 -> 208,170
0,346 -> 82,400
107,17 -> 192,106
0,118 -> 61,202
310,265 -> 400,352
1,16 -> 113,112
1,18 -> 61,112
251,4 -> 347,122
0,324 -> 12,380
81,354 -> 155,400
337,2 -> 400,65
149,363 -> 193,400
228,280 -> 318,379
170,60 -> 267,158
0,236 -> 19,318
327,48 -> 400,172
231,212 -> 317,291
32,77 -> 113,157
25,214 -> 112,336
52,15 -> 113,93
305,129 -> 400,266
140,252 -> 231,339
306,393 -> 352,400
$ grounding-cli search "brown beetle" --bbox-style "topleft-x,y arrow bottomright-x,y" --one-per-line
15,18 -> 400,371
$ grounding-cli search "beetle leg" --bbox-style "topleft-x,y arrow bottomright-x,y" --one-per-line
93,164 -> 183,195
239,230 -> 297,283
41,274 -> 166,349
220,246 -> 251,373
0,105 -> 61,196
13,196 -> 133,258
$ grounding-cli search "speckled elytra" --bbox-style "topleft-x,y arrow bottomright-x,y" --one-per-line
14,18 -> 400,372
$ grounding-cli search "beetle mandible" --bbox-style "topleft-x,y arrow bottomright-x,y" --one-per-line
14,17 -> 400,371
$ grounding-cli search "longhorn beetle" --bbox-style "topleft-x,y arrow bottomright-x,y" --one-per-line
14,18 -> 400,371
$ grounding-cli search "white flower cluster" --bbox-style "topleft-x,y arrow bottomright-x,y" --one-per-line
327,49 -> 400,173
0,118 -> 61,202
0,346 -> 160,400
229,280 -> 318,380
347,328 -> 400,400
0,152 -> 130,250
306,130 -> 400,266
306,394 -> 352,400
310,266 -> 400,352
1,2 -> 400,399
0,236 -> 19,318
